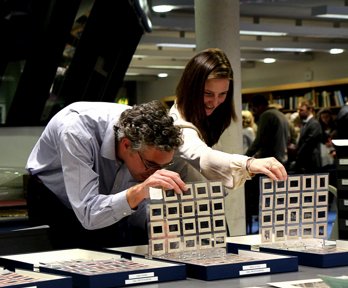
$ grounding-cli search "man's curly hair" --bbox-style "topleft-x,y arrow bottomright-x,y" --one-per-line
114,100 -> 183,151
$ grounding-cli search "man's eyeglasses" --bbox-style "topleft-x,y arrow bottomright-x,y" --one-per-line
138,151 -> 174,170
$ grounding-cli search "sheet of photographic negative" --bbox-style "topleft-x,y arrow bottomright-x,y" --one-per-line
0,270 -> 38,286
40,258 -> 151,275
0,268 -> 68,287
259,174 -> 329,243
147,181 -> 227,257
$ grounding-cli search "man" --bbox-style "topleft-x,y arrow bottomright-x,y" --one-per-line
336,102 -> 348,139
246,94 -> 290,165
26,100 -> 185,249
245,94 -> 290,234
295,99 -> 323,173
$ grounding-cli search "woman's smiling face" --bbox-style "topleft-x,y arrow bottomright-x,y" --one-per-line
203,78 -> 229,116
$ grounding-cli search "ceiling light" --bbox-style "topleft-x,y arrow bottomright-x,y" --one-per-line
126,72 -> 140,76
151,0 -> 192,13
149,65 -> 185,69
263,58 -> 276,64
156,43 -> 196,49
264,48 -> 311,53
312,5 -> 348,19
152,5 -> 175,13
157,73 -> 168,78
240,30 -> 287,36
330,48 -> 344,54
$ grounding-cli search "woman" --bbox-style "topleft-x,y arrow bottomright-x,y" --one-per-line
170,48 -> 287,189
317,107 -> 337,143
317,107 -> 336,185
242,110 -> 257,154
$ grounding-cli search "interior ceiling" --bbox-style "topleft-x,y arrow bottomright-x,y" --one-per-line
125,0 -> 348,81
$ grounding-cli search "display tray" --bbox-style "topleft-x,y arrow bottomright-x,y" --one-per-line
227,235 -> 348,268
0,267 -> 71,288
107,244 -> 298,281
0,248 -> 186,287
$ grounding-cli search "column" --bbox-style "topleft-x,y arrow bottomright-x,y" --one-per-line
195,0 -> 246,236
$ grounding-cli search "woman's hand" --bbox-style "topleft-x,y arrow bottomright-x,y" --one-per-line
248,157 -> 287,181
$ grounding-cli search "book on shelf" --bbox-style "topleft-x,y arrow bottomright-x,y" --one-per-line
283,89 -> 345,110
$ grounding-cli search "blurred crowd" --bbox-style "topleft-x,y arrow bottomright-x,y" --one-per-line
242,95 -> 348,234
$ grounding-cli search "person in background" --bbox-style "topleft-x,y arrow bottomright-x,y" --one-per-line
294,99 -> 323,173
317,108 -> 337,170
318,108 -> 337,140
285,112 -> 301,167
242,110 -> 256,154
332,100 -> 348,191
243,94 -> 290,233
288,111 -> 302,143
336,100 -> 348,139
169,48 -> 287,235
26,100 -> 186,249
246,94 -> 290,165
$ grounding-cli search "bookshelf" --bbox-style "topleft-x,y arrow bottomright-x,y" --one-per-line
242,78 -> 348,113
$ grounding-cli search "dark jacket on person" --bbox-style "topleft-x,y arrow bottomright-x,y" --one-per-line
295,117 -> 323,173
336,105 -> 348,139
246,107 -> 290,164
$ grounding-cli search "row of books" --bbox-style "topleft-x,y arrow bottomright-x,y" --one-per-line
277,90 -> 346,110
242,90 -> 346,111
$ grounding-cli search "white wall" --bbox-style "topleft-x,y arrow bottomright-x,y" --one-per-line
242,52 -> 348,89
136,76 -> 178,104
0,127 -> 44,169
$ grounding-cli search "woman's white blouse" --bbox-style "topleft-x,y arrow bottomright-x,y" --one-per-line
170,104 -> 251,189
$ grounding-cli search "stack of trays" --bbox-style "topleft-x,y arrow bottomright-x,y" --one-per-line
227,235 -> 348,268
0,248 -> 186,287
0,267 -> 71,288
108,245 -> 298,281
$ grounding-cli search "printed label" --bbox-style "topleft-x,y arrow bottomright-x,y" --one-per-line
242,263 -> 267,270
125,276 -> 158,285
129,272 -> 155,279
239,267 -> 270,275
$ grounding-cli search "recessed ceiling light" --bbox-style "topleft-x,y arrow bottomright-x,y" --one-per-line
157,73 -> 168,78
240,30 -> 287,36
152,5 -> 175,13
264,48 -> 311,53
330,48 -> 344,54
156,43 -> 196,49
263,58 -> 276,64
149,65 -> 185,69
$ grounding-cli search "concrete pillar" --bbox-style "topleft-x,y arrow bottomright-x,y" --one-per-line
194,0 -> 246,236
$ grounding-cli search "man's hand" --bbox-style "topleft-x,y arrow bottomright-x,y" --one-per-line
126,169 -> 187,209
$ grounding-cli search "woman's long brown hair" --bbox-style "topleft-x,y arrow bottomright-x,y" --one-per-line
176,48 -> 236,147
